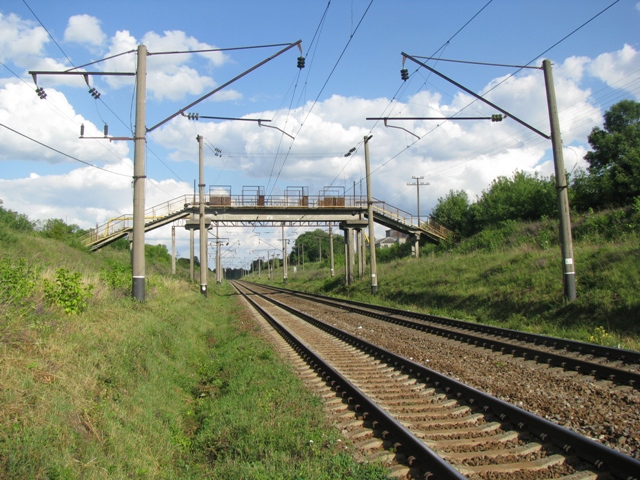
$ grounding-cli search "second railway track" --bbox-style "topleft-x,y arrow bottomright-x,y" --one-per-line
232,280 -> 640,480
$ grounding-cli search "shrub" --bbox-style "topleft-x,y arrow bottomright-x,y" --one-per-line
43,268 -> 94,315
100,262 -> 132,292
0,257 -> 39,312
0,206 -> 34,232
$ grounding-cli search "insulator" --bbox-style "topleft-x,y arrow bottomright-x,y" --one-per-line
297,56 -> 305,69
35,87 -> 47,99
89,87 -> 101,99
187,113 -> 199,121
400,68 -> 409,81
491,114 -> 503,122
80,124 -> 85,137
103,124 -> 109,137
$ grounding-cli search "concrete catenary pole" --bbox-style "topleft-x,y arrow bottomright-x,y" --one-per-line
132,44 -> 147,301
171,225 -> 176,275
543,59 -> 576,301
407,175 -> 429,228
197,135 -> 208,296
364,135 -> 378,294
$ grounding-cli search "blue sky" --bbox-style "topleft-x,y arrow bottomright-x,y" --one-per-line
1,0 -> 639,267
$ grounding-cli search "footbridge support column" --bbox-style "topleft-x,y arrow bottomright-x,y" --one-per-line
410,232 -> 421,258
340,219 -> 368,286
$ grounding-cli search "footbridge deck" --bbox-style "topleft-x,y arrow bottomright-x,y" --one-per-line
81,193 -> 453,251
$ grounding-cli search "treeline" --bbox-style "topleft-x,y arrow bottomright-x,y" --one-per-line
432,100 -> 640,238
0,204 -> 174,263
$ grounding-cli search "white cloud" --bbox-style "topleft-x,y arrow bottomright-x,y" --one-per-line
141,30 -> 227,67
0,12 -> 83,88
102,29 -> 229,101
148,65 -> 215,101
587,44 -> 640,100
63,14 -> 106,47
0,158 -> 193,229
0,81 -> 129,164
0,13 -> 48,65
1,37 -> 633,258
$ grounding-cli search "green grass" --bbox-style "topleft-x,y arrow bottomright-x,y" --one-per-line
0,233 -> 390,479
260,212 -> 640,351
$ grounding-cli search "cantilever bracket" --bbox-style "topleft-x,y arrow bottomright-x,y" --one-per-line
383,119 -> 420,140
258,120 -> 294,140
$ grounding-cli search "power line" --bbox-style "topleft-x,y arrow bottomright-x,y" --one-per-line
0,122 -> 131,177
265,1 -> 332,193
370,0 -> 624,189
331,0 -> 494,196
268,0 -> 374,195
21,0 -> 75,68
1,62 -> 136,171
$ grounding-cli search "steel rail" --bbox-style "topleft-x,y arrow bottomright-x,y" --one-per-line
256,283 -> 640,386
237,280 -> 640,480
232,282 -> 465,479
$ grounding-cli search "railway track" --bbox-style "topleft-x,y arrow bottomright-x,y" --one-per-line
232,280 -> 640,480
250,282 -> 640,389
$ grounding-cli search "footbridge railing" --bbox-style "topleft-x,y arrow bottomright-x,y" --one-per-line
370,200 -> 454,243
81,193 -> 454,250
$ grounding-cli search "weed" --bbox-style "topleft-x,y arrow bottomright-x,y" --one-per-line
99,261 -> 132,292
0,257 -> 39,313
589,326 -> 616,347
43,268 -> 94,315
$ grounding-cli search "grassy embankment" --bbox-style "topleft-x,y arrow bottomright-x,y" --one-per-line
259,208 -> 640,351
0,226 -> 390,479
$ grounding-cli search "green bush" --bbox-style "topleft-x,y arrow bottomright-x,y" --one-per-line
100,262 -> 132,292
0,257 -> 39,311
0,205 -> 35,232
43,268 -> 94,315
573,207 -> 639,241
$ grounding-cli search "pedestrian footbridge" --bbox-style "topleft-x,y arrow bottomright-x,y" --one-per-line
80,188 -> 453,251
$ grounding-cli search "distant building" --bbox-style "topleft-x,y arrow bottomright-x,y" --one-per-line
375,229 -> 408,249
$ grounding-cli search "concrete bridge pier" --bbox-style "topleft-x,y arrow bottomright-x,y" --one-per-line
341,219 -> 368,286
344,226 -> 355,285
410,232 -> 421,258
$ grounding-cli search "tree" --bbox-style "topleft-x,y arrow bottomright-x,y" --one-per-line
471,170 -> 557,230
0,205 -> 34,232
431,190 -> 472,237
584,99 -> 640,206
39,218 -> 81,241
145,243 -> 171,264
291,229 -> 344,264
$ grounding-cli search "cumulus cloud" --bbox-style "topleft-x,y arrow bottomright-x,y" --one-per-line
0,8 -> 631,258
0,81 -> 129,164
587,44 -> 640,100
0,13 -> 48,65
63,14 -> 106,47
102,29 -> 229,101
